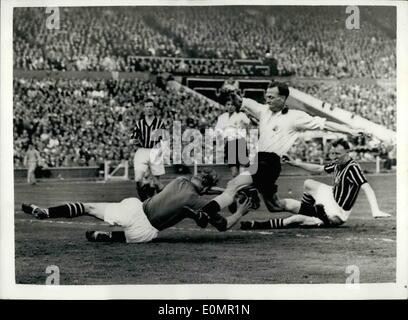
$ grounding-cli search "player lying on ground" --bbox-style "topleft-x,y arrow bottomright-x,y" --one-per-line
240,139 -> 391,230
192,82 -> 363,221
22,169 -> 252,243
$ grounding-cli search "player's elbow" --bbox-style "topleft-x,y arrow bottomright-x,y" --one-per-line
317,166 -> 325,173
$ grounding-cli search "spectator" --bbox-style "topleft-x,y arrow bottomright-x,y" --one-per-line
13,6 -> 396,78
13,77 -> 222,167
294,82 -> 396,131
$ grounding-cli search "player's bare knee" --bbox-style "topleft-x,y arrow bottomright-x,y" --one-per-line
303,179 -> 313,188
226,175 -> 251,193
134,172 -> 144,182
280,199 -> 288,211
304,179 -> 318,192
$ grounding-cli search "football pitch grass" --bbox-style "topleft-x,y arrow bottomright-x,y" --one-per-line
14,173 -> 396,284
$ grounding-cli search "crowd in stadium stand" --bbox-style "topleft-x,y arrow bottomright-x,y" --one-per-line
14,78 -> 395,170
13,74 -> 396,168
13,78 -> 222,168
293,82 -> 396,131
286,136 -> 394,165
13,6 -> 397,170
13,7 -> 179,72
14,6 -> 396,78
127,57 -> 270,76
287,139 -> 325,164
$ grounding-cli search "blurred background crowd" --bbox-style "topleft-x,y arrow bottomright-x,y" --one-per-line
14,6 -> 395,78
13,78 -> 222,168
294,82 -> 396,131
13,6 -> 396,169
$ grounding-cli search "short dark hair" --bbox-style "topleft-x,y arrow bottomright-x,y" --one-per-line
332,139 -> 350,150
144,97 -> 155,106
268,81 -> 290,99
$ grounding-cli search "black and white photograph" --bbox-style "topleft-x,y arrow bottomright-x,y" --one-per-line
0,0 -> 407,300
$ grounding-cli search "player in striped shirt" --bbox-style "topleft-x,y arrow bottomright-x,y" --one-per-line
131,98 -> 167,201
241,139 -> 391,230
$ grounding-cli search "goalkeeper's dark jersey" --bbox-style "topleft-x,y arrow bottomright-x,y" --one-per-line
143,177 -> 225,230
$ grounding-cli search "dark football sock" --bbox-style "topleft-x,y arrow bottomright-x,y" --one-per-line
269,218 -> 285,229
250,219 -> 285,229
48,202 -> 85,218
145,185 -> 156,198
298,193 -> 316,216
199,200 -> 222,218
299,203 -> 317,216
271,184 -> 278,194
86,231 -> 127,243
301,193 -> 315,205
110,231 -> 127,243
184,208 -> 208,228
155,184 -> 163,194
137,182 -> 148,201
241,220 -> 265,230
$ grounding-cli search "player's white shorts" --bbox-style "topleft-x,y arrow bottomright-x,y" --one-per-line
27,161 -> 37,172
314,183 -> 351,223
133,147 -> 165,178
102,198 -> 159,243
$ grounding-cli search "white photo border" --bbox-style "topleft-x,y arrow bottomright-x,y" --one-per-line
1,0 -> 407,300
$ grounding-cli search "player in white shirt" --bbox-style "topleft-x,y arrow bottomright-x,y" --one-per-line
24,143 -> 41,185
215,99 -> 251,177
192,81 -> 363,219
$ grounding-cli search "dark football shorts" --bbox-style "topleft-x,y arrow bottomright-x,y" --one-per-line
250,152 -> 281,197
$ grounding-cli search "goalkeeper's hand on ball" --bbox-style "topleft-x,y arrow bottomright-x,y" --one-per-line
236,197 -> 252,216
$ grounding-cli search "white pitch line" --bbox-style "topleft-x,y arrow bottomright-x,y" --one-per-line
15,218 -> 396,243
17,218 -> 104,227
